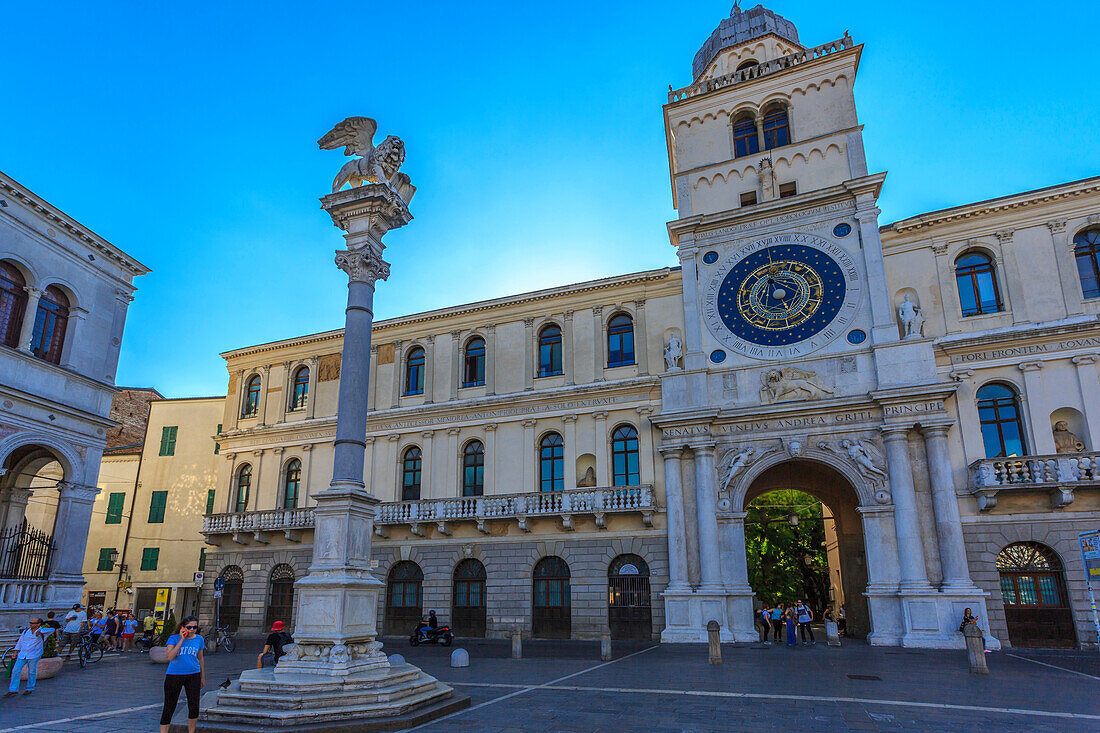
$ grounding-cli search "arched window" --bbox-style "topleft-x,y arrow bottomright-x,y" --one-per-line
385,561 -> 423,636
462,337 -> 486,387
30,285 -> 69,363
537,325 -> 563,377
401,446 -> 422,500
735,59 -> 758,72
235,464 -> 252,513
997,542 -> 1076,647
608,554 -> 652,640
404,347 -> 425,395
289,366 -> 309,410
762,106 -> 790,149
462,441 -> 484,497
0,262 -> 28,349
217,565 -> 244,632
606,314 -> 635,367
532,556 -> 571,638
732,114 -> 759,158
611,425 -> 640,486
976,384 -> 1026,458
242,375 -> 261,418
452,559 -> 487,637
539,433 -> 564,492
955,252 -> 1003,316
265,564 -> 295,629
283,459 -> 301,509
1073,228 -> 1100,299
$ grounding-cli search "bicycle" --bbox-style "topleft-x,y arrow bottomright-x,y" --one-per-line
77,632 -> 104,669
205,624 -> 235,654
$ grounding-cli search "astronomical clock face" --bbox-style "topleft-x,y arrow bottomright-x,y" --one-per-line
702,232 -> 864,360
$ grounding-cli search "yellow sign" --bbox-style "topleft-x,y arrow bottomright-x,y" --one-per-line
116,580 -> 132,589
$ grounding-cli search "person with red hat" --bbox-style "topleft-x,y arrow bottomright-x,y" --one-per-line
256,621 -> 294,669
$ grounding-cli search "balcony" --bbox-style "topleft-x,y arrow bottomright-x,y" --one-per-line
969,452 -> 1100,511
202,486 -> 657,545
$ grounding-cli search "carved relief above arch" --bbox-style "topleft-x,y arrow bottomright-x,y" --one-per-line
724,441 -> 881,512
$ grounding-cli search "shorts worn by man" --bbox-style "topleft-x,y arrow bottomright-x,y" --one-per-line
61,603 -> 87,658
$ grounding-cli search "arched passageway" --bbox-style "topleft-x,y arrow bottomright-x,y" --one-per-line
743,460 -> 870,638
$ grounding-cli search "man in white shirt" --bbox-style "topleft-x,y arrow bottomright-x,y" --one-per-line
5,618 -> 50,696
60,603 -> 87,660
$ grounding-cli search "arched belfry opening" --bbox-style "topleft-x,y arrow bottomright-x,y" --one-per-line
743,459 -> 869,638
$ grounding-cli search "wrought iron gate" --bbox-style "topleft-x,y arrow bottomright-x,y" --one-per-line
452,559 -> 486,637
532,556 -> 571,639
608,554 -> 652,640
265,564 -> 296,629
0,523 -> 54,580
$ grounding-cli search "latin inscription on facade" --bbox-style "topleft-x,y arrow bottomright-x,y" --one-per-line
949,337 -> 1100,363
716,409 -> 877,434
882,401 -> 944,417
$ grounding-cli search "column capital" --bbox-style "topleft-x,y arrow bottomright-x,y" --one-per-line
253,449 -> 265,456
450,330 -> 461,341
592,305 -> 604,316
335,249 -> 390,286
521,419 -> 538,429
522,317 -> 535,328
387,433 -> 400,442
308,355 -> 319,367
635,406 -> 655,416
633,298 -> 646,310
930,242 -> 949,256
994,229 -> 1015,243
659,446 -> 684,459
446,427 -> 462,436
691,443 -> 717,457
420,430 -> 435,439
22,286 -> 41,298
56,481 -> 99,503
483,423 -> 498,432
854,207 -> 882,224
880,425 -> 911,441
259,364 -> 270,375
302,442 -> 315,451
950,368 -> 975,382
272,446 -> 285,455
592,411 -> 609,421
424,334 -> 434,345
563,310 -> 574,320
919,422 -> 953,438
1046,219 -> 1068,234
485,323 -> 496,334
1072,354 -> 1098,366
1018,361 -> 1043,372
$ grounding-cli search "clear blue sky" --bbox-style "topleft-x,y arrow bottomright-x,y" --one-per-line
3,1 -> 1097,397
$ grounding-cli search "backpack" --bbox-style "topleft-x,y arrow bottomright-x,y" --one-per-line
272,631 -> 293,658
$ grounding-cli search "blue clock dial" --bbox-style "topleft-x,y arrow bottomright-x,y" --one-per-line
716,244 -> 846,347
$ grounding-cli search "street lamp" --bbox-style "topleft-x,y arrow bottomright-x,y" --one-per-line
107,549 -> 119,569
788,512 -> 799,526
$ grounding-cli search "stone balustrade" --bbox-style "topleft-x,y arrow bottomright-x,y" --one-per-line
668,34 -> 854,103
0,580 -> 47,606
202,486 -> 656,544
969,452 -> 1100,511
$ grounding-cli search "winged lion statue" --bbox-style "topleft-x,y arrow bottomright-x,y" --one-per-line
317,117 -> 417,203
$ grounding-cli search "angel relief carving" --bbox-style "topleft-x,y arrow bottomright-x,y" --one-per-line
819,438 -> 887,485
317,117 -> 417,202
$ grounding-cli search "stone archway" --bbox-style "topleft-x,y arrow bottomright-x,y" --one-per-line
742,459 -> 870,638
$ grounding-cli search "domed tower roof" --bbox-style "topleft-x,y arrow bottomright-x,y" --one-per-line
692,3 -> 801,80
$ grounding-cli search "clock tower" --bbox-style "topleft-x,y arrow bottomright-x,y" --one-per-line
655,5 -> 989,647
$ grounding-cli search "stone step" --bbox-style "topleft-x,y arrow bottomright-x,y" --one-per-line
202,680 -> 457,725
219,669 -> 441,711
235,663 -> 424,697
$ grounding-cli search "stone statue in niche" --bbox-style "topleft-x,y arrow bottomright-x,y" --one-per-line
577,466 -> 597,487
664,333 -> 683,371
898,294 -> 925,340
317,116 -> 417,202
758,156 -> 777,200
760,367 -> 834,404
820,438 -> 887,485
1053,421 -> 1086,453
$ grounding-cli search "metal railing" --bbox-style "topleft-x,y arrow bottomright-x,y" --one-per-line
0,523 -> 55,581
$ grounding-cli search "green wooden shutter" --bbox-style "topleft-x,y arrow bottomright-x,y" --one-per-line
148,491 -> 168,523
205,489 -> 216,514
140,547 -> 159,571
159,426 -> 178,456
105,493 -> 125,524
97,548 -> 116,571
214,424 -> 222,454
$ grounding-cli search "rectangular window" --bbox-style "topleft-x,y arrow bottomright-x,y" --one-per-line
214,424 -> 222,454
97,547 -> 116,572
140,547 -> 159,571
206,489 -> 216,515
198,548 -> 206,571
105,492 -> 125,524
159,426 -> 178,456
148,491 -> 167,523
740,191 -> 757,207
779,182 -> 797,198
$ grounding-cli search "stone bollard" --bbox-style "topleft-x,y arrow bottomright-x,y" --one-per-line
963,624 -> 988,675
387,654 -> 405,665
450,648 -> 469,668
511,627 -> 522,659
600,628 -> 612,662
825,620 -> 841,647
707,620 -> 722,664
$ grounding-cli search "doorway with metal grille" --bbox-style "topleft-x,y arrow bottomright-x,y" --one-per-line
265,564 -> 296,629
451,559 -> 486,637
532,556 -> 571,639
998,542 -> 1076,648
608,554 -> 652,640
385,561 -> 423,636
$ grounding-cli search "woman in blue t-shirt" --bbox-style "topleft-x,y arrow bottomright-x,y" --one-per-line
159,615 -> 205,733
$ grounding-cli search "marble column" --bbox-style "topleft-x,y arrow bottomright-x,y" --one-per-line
1018,361 -> 1054,454
47,481 -> 100,603
881,426 -> 932,592
922,423 -> 975,591
522,420 -> 537,490
660,448 -> 690,592
693,445 -> 723,591
16,287 -> 41,352
563,310 -> 575,386
523,318 -> 534,390
592,306 -> 604,381
561,415 -> 578,488
257,365 -> 271,426
634,299 -> 649,375
1072,355 -> 1100,448
485,325 -> 497,395
593,412 -> 609,486
306,356 -> 319,418
449,330 -> 461,401
424,335 -> 435,404
484,424 -> 498,492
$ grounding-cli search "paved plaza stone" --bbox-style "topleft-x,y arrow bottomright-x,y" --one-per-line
0,639 -> 1097,732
